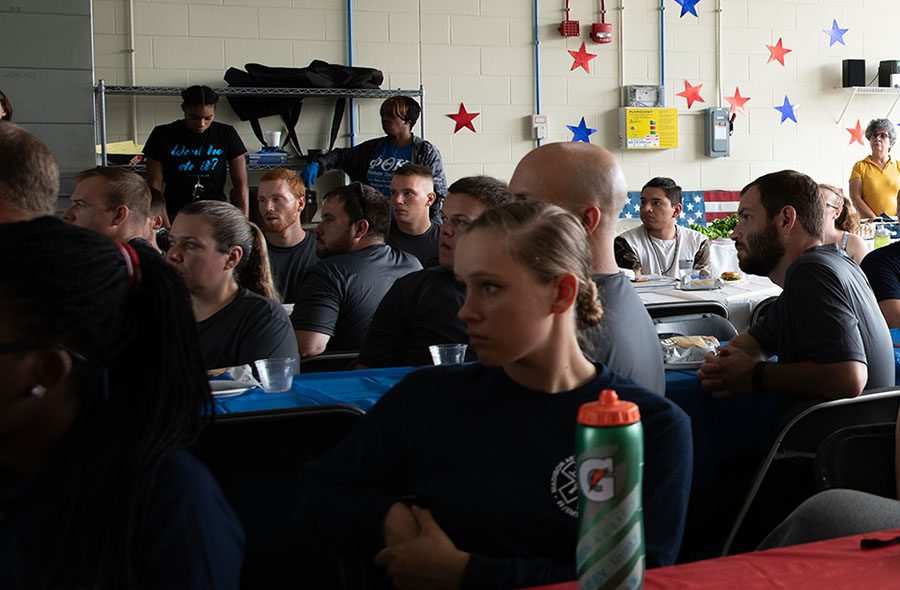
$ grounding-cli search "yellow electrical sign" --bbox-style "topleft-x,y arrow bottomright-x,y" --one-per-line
619,108 -> 679,150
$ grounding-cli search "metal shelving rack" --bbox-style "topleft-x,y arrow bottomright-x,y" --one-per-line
835,86 -> 900,124
94,80 -> 425,165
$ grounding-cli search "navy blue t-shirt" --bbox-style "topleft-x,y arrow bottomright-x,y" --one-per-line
366,141 -> 414,197
298,362 -> 692,589
862,241 -> 900,302
0,450 -> 244,589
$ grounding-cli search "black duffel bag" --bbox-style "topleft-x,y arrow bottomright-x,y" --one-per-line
224,60 -> 384,155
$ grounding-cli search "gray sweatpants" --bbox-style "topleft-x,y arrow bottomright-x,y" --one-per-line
758,488 -> 900,550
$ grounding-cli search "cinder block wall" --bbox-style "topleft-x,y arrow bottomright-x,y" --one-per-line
92,0 -> 900,191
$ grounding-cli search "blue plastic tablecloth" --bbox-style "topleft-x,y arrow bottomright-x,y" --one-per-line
213,332 -> 900,483
213,366 -> 418,415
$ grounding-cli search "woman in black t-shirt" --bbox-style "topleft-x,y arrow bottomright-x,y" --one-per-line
166,200 -> 298,369
144,85 -> 249,220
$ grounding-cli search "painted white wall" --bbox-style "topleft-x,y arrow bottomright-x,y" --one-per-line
92,0 -> 900,192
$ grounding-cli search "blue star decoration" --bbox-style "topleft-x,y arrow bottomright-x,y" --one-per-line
674,0 -> 700,18
823,19 -> 848,47
774,95 -> 798,124
567,117 -> 597,143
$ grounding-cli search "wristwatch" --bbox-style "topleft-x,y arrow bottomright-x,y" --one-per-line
752,361 -> 769,391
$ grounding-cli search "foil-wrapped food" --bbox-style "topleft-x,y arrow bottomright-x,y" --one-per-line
661,335 -> 720,365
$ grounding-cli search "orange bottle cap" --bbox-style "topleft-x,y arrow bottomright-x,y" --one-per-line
577,389 -> 641,426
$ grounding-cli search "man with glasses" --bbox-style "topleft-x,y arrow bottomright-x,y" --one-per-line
289,182 -> 421,358
358,176 -> 512,367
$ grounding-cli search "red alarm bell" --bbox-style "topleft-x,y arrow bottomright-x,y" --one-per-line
591,0 -> 613,44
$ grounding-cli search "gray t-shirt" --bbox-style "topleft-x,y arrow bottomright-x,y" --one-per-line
266,232 -> 319,304
197,288 -> 298,370
749,245 -> 893,392
583,272 -> 666,395
290,244 -> 422,352
387,220 -> 440,267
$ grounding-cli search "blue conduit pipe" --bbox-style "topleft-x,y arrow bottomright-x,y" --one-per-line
348,0 -> 356,146
659,0 -> 666,105
533,0 -> 542,147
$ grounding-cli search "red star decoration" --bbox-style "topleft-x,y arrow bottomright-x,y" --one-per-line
766,37 -> 792,66
676,80 -> 705,109
568,42 -> 597,73
447,103 -> 480,134
725,86 -> 751,116
847,119 -> 865,145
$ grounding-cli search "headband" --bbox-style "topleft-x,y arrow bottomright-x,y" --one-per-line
115,241 -> 142,296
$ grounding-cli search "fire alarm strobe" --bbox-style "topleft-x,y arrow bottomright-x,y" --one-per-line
559,0 -> 579,37
591,0 -> 613,44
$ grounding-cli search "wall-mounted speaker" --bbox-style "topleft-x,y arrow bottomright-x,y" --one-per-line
843,59 -> 866,88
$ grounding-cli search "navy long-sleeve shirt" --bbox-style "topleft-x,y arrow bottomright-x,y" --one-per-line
298,362 -> 692,589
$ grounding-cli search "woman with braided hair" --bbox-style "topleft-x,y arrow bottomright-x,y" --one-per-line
298,200 -> 691,589
0,216 -> 243,589
167,200 -> 298,370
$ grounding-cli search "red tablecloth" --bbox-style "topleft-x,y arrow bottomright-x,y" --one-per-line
522,528 -> 900,590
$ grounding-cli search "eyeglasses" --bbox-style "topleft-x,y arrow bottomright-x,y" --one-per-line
0,341 -> 87,363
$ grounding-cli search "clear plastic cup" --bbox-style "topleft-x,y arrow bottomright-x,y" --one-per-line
428,344 -> 467,365
254,357 -> 298,392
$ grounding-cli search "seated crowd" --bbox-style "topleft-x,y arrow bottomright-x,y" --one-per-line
4,118 -> 900,589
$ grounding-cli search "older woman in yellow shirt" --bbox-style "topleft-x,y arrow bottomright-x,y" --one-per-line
849,118 -> 900,218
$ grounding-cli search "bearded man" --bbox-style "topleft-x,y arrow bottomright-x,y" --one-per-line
257,168 -> 319,303
698,170 -> 892,404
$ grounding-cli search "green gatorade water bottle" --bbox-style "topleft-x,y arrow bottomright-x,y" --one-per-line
575,389 -> 644,590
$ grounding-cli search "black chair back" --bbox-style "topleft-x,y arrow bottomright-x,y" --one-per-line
721,388 -> 900,556
191,405 -> 364,589
646,300 -> 729,320
299,351 -> 361,373
654,313 -> 739,341
815,422 -> 897,498
749,295 -> 779,327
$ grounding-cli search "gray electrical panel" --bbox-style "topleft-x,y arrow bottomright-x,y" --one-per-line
705,107 -> 730,158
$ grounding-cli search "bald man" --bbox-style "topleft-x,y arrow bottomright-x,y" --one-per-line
509,142 -> 665,395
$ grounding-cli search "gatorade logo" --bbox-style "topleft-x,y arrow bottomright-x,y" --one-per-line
578,457 -> 615,502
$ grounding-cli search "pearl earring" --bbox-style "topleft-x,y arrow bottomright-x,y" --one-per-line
30,385 -> 47,398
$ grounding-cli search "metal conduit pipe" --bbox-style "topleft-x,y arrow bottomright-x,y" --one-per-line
347,0 -> 356,147
659,0 -> 665,105
534,0 -> 542,147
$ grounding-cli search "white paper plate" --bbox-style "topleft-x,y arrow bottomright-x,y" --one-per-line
209,380 -> 251,398
631,275 -> 678,289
